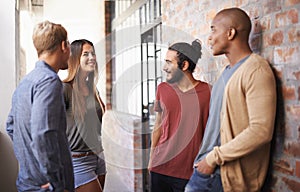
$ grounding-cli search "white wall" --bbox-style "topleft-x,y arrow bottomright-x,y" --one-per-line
0,1 -> 106,191
43,0 -> 106,100
44,0 -> 104,43
0,0 -> 19,191
21,0 -> 106,100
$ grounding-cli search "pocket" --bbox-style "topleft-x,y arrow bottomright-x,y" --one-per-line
187,168 -> 212,191
194,168 -> 212,178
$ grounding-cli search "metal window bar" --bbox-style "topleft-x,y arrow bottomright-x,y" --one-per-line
140,25 -> 162,192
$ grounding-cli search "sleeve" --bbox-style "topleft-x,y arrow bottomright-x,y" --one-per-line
6,106 -> 15,140
206,65 -> 277,167
30,77 -> 65,191
154,84 -> 162,112
6,92 -> 16,140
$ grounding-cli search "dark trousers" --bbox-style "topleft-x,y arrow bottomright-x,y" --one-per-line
150,171 -> 189,192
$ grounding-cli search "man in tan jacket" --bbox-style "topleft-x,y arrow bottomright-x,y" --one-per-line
185,7 -> 276,192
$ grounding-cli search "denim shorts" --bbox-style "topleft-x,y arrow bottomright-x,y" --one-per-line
72,151 -> 106,188
184,168 -> 223,192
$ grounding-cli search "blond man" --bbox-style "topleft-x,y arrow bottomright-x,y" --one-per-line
6,21 -> 74,191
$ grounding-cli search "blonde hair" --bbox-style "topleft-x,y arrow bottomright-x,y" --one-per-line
32,20 -> 67,56
63,39 -> 105,122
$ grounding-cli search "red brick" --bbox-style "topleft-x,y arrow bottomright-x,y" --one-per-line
285,0 -> 300,6
288,26 -> 300,43
296,160 -> 300,178
276,9 -> 299,28
286,105 -> 300,120
282,86 -> 296,100
263,0 -> 281,14
284,123 -> 294,139
294,71 -> 300,80
274,46 -> 300,64
285,67 -> 300,81
285,141 -> 300,157
233,0 -> 248,7
287,9 -> 299,23
274,158 -> 294,175
261,15 -> 271,31
262,34 -> 269,48
265,30 -> 284,46
282,177 -> 300,191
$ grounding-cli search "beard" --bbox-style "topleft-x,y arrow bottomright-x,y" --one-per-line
166,68 -> 184,84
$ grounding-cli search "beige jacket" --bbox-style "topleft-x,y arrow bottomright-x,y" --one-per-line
206,53 -> 276,192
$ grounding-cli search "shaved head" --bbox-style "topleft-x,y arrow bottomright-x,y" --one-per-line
209,7 -> 253,63
215,8 -> 252,39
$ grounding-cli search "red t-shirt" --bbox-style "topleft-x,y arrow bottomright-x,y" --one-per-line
149,81 -> 210,179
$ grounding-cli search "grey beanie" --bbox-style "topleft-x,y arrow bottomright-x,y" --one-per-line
169,39 -> 202,64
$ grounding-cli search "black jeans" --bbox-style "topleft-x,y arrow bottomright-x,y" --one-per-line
150,171 -> 189,192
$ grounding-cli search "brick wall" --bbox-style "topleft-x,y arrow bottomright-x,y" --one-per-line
161,0 -> 300,191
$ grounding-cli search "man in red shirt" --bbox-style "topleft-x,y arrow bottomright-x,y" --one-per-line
148,40 -> 211,191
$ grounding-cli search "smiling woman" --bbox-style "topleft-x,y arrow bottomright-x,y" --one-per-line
62,39 -> 106,192
80,44 -> 97,74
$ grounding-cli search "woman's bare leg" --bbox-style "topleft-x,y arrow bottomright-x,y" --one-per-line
75,179 -> 102,192
98,174 -> 106,190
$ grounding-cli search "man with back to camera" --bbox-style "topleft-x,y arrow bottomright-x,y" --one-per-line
6,20 -> 74,192
185,7 -> 276,192
148,39 -> 211,191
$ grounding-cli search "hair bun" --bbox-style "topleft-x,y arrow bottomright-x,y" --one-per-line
192,39 -> 202,59
168,39 -> 203,64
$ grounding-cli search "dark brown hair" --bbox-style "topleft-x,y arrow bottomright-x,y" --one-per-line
63,39 -> 104,122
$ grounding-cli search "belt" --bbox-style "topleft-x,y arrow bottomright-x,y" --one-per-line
72,151 -> 95,158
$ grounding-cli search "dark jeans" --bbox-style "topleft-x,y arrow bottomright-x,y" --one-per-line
184,168 -> 223,192
150,171 -> 189,192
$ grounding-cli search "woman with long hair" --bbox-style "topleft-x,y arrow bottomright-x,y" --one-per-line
63,39 -> 106,192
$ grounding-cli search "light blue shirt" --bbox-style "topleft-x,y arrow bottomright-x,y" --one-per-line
194,56 -> 250,168
6,61 -> 74,191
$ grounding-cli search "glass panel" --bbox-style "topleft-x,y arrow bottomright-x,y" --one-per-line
114,45 -> 142,114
